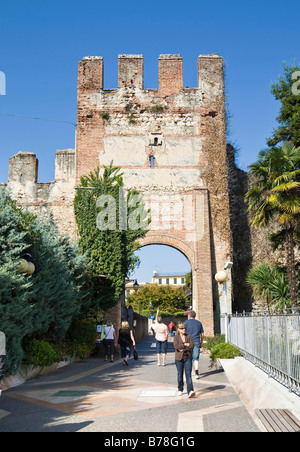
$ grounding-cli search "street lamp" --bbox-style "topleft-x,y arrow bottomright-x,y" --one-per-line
133,279 -> 139,292
16,257 -> 35,275
215,262 -> 233,343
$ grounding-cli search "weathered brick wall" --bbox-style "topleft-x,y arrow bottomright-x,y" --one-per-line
1,53 -> 235,336
1,150 -> 77,239
75,54 -> 232,336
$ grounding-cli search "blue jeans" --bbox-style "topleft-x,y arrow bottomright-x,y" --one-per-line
175,358 -> 194,394
192,341 -> 201,361
120,344 -> 132,359
156,339 -> 168,354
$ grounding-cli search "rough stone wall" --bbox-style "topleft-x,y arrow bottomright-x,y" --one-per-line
0,54 -> 236,336
75,54 -> 232,335
227,145 -> 300,312
1,150 -> 77,240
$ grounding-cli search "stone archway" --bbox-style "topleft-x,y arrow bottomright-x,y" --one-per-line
139,234 -> 195,270
138,233 -> 195,311
74,54 -> 232,336
138,197 -> 215,336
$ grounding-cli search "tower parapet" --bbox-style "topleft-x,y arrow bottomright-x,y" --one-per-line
158,54 -> 183,96
8,152 -> 38,184
75,52 -> 230,336
78,56 -> 104,93
118,54 -> 144,89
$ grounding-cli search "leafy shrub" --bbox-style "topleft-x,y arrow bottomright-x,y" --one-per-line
63,319 -> 97,359
204,334 -> 225,350
24,340 -> 58,367
63,341 -> 94,359
210,343 -> 241,365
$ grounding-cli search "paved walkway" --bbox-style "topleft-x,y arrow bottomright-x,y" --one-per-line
0,335 -> 259,432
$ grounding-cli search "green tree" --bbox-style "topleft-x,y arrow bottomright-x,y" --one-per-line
127,284 -> 187,316
246,262 -> 291,309
245,142 -> 300,307
26,217 -> 89,342
0,191 -> 34,374
267,62 -> 300,148
0,191 -> 91,375
74,163 -> 149,310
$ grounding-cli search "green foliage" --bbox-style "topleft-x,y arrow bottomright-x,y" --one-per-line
65,319 -> 96,349
0,191 -> 36,374
127,284 -> 187,316
27,218 -> 89,342
23,320 -> 97,366
204,334 -> 225,350
0,191 -> 91,375
74,163 -> 149,310
246,142 -> 300,229
100,112 -> 110,121
246,262 -> 292,308
150,104 -> 165,112
210,343 -> 241,365
267,62 -> 300,148
24,340 -> 58,367
58,319 -> 97,359
245,141 -> 300,307
246,62 -> 300,307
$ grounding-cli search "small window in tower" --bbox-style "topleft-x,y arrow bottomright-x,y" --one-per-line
149,156 -> 155,168
154,137 -> 158,146
130,80 -> 134,88
20,174 -> 23,183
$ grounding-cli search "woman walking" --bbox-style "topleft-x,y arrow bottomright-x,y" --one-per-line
173,322 -> 195,398
103,321 -> 116,362
118,321 -> 136,366
154,309 -> 169,366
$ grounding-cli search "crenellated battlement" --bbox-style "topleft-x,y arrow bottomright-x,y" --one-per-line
77,53 -> 223,95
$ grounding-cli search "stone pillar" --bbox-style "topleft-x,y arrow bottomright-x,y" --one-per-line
158,54 -> 183,96
78,57 -> 104,93
55,149 -> 75,182
118,54 -> 144,89
8,152 -> 38,183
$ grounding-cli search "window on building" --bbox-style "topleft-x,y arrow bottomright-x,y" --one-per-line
181,278 -> 185,284
166,278 -> 169,285
174,278 -> 177,284
159,279 -> 162,285
150,155 -> 155,168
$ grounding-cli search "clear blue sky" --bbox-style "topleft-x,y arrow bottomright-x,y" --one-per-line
0,0 -> 299,281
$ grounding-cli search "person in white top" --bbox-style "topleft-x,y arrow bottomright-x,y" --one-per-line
103,321 -> 117,362
153,309 -> 169,366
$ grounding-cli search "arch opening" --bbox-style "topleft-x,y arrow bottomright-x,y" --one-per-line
129,244 -> 192,284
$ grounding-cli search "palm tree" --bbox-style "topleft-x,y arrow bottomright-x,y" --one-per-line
245,141 -> 300,307
246,262 -> 291,309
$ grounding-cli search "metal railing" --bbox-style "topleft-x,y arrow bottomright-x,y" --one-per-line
224,308 -> 300,395
0,332 -> 6,385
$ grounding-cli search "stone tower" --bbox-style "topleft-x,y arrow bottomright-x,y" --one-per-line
76,54 -> 232,335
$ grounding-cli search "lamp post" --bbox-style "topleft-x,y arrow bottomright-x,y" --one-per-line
133,279 -> 139,293
215,262 -> 233,343
133,279 -> 140,314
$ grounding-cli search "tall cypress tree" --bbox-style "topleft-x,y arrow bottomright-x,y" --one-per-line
0,192 -> 91,375
0,191 -> 34,374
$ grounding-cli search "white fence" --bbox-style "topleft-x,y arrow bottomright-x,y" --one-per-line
0,332 -> 6,382
223,309 -> 300,395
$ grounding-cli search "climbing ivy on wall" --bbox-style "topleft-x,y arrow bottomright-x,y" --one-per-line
74,162 -> 150,309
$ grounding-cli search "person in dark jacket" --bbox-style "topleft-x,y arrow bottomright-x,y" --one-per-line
173,322 -> 195,398
118,321 -> 136,366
